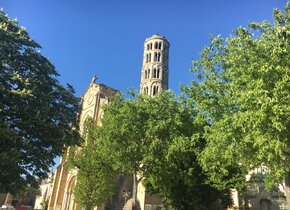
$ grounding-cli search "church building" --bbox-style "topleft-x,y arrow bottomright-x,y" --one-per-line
48,34 -> 169,210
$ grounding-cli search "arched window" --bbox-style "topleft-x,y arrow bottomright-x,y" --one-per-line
148,69 -> 150,78
157,68 -> 160,78
147,44 -> 149,50
155,42 -> 158,49
149,53 -> 151,62
153,68 -> 157,78
146,54 -> 148,63
144,70 -> 147,79
150,43 -> 152,50
152,85 -> 159,96
159,42 -> 162,49
154,52 -> 157,62
157,53 -> 161,62
64,177 -> 76,210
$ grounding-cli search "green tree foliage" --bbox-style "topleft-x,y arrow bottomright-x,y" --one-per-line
69,120 -> 118,210
72,91 -> 231,210
183,4 -> 290,194
0,9 -> 81,194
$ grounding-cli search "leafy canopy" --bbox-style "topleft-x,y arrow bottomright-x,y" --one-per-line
71,91 -> 231,210
0,9 -> 81,193
183,4 -> 290,191
69,120 -> 118,209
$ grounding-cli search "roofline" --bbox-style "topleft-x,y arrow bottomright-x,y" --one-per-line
145,34 -> 170,45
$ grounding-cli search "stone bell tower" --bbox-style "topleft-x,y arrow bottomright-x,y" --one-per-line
137,34 -> 170,210
140,34 -> 169,96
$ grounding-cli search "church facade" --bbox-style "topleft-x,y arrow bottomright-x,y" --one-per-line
48,83 -> 118,210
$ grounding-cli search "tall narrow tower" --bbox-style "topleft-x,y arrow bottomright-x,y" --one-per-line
140,34 -> 169,96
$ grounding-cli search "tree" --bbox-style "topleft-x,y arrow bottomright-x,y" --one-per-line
143,134 -> 232,210
0,9 -> 81,194
69,120 -> 118,210
183,3 -> 290,207
72,91 -> 231,210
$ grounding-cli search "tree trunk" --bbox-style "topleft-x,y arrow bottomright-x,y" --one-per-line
285,173 -> 290,210
132,172 -> 138,210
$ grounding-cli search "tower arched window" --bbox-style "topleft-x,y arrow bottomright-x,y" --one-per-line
144,70 -> 147,79
153,68 -> 157,78
154,52 -> 157,62
152,85 -> 159,96
149,53 -> 151,62
150,43 -> 152,50
159,42 -> 162,50
157,68 -> 160,78
147,44 -> 149,50
155,42 -> 158,49
157,53 -> 161,62
146,54 -> 148,63
148,69 -> 150,78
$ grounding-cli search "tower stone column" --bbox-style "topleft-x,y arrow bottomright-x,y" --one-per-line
140,34 -> 169,96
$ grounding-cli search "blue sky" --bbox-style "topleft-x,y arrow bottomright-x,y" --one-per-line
1,0 -> 285,97
1,0 -> 286,169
